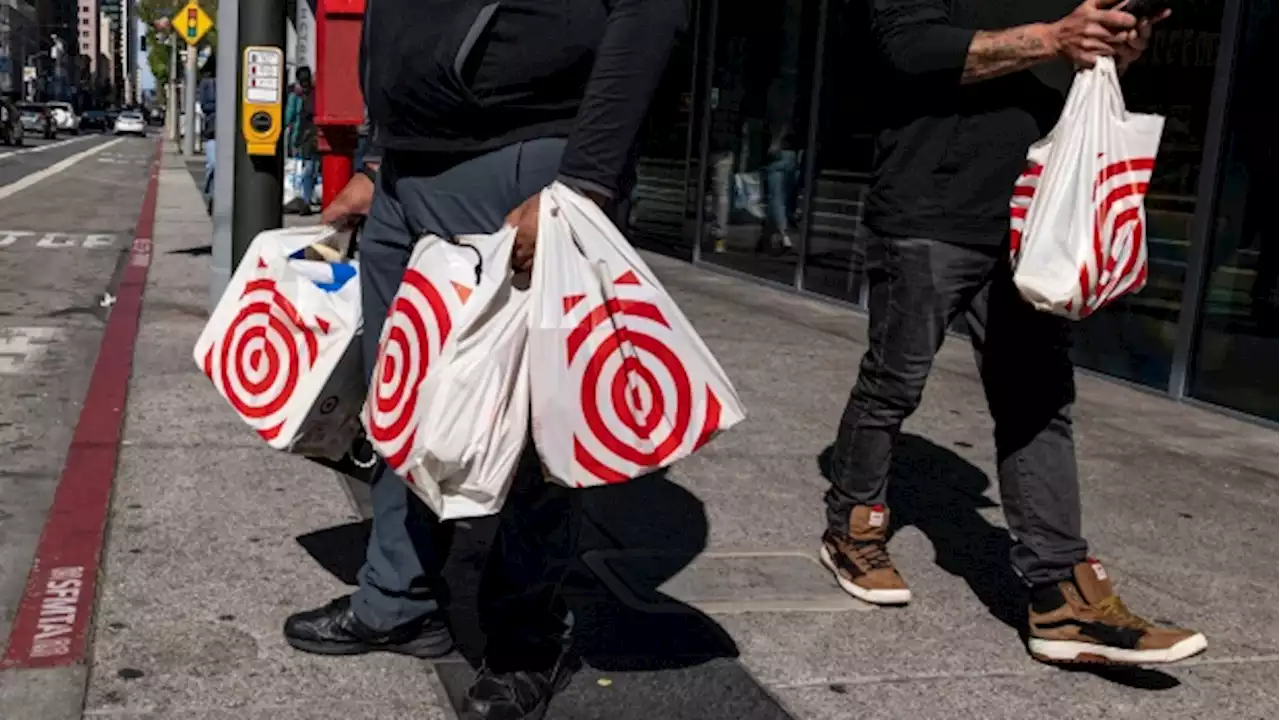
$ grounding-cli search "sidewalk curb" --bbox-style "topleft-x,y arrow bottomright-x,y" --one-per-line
1,137 -> 163,672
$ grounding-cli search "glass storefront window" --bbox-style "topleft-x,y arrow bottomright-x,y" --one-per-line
627,25 -> 700,262
697,0 -> 818,287
1070,1 -> 1227,389
802,0 -> 876,304
1189,0 -> 1277,420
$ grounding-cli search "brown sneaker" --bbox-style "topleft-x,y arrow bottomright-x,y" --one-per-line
819,504 -> 911,605
1027,558 -> 1208,665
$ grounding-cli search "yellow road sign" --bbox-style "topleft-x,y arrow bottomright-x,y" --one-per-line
172,1 -> 213,46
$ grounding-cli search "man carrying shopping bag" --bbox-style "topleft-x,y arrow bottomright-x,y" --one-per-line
288,2 -> 687,719
818,0 -> 1207,666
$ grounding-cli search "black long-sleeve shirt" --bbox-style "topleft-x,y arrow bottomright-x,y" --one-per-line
361,0 -> 686,199
863,0 -> 1075,246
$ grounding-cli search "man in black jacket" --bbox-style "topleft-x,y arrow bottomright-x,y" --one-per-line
288,2 -> 686,718
819,0 -> 1207,666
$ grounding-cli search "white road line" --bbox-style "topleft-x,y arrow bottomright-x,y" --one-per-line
0,138 -> 126,202
0,134 -> 97,161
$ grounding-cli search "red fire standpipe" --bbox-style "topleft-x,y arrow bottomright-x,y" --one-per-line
314,0 -> 366,210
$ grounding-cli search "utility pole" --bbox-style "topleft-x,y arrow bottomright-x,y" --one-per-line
167,37 -> 179,142
210,0 -> 238,308
182,41 -> 198,155
230,0 -> 287,271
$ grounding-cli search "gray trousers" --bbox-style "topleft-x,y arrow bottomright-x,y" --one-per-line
824,231 -> 1089,586
353,139 -> 580,668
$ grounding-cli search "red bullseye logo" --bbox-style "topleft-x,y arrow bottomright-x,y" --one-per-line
364,269 -> 472,473
1008,156 -> 1154,317
202,267 -> 323,443
565,270 -> 722,484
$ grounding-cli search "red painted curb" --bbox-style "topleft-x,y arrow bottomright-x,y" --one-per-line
1,137 -> 164,670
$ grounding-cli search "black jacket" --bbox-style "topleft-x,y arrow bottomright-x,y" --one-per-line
863,0 -> 1077,246
361,0 -> 687,199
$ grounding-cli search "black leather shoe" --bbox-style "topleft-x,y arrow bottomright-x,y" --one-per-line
461,653 -> 581,720
283,595 -> 453,658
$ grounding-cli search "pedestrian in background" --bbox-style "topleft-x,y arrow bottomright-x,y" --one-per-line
197,57 -> 217,216
818,0 -> 1206,667
284,66 -> 319,215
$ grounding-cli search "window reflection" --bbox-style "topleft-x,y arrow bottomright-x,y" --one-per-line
803,0 -> 876,303
699,0 -> 817,286
1189,0 -> 1277,419
626,11 -> 700,261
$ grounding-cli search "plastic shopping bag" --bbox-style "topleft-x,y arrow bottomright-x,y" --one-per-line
1008,57 -> 1164,320
283,157 -> 304,207
195,226 -> 365,459
282,157 -> 322,208
530,183 -> 746,488
732,171 -> 766,221
362,232 -> 530,519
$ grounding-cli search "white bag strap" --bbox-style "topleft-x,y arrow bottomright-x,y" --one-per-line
1093,57 -> 1129,119
541,187 -> 651,423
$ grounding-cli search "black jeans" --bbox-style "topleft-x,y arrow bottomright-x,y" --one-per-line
355,139 -> 580,669
824,232 -> 1088,586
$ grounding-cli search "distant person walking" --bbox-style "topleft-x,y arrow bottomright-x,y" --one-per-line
197,58 -> 217,215
284,66 -> 319,215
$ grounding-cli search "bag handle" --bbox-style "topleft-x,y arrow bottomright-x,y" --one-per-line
1092,57 -> 1128,119
541,187 -> 653,431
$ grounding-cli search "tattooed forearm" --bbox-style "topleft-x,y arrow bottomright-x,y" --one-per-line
961,25 -> 1056,84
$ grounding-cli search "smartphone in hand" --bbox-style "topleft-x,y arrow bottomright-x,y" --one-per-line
1123,0 -> 1172,20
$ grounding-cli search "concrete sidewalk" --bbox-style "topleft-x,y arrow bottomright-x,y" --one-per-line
83,145 -> 1277,719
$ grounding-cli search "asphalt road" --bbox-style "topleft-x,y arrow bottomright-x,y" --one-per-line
0,131 -> 156,651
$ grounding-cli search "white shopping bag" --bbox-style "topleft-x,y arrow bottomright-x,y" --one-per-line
283,157 -> 304,207
362,232 -> 530,519
282,157 -> 322,208
195,226 -> 365,459
1009,57 -> 1164,320
530,183 -> 746,488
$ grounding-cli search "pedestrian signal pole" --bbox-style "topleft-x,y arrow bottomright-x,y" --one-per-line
230,0 -> 287,272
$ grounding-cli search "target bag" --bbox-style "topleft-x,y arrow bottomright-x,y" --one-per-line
362,232 -> 531,520
195,226 -> 365,460
1008,57 -> 1164,320
529,183 -> 746,488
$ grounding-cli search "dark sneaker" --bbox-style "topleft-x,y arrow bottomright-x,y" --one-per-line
283,595 -> 453,658
461,653 -> 581,720
819,504 -> 911,605
1027,559 -> 1208,665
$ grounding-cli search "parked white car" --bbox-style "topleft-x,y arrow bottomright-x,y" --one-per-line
46,102 -> 80,134
113,111 -> 147,137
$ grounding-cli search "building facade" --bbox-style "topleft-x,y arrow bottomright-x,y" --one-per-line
627,0 -> 1277,421
1,0 -> 39,96
76,0 -> 95,73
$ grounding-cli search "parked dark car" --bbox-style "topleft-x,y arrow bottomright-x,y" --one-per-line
81,109 -> 110,132
17,103 -> 56,139
147,107 -> 165,126
1,98 -> 24,146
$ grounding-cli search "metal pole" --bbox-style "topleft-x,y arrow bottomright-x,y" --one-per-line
182,40 -> 198,155
167,38 -> 179,142
231,0 -> 287,271
210,0 -> 239,309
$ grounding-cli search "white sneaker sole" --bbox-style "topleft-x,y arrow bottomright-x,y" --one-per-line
819,545 -> 911,605
1028,632 -> 1208,666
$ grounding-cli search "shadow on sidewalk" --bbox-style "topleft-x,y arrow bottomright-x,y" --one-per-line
819,434 -> 1023,630
295,470 -> 739,669
818,435 -> 1181,691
